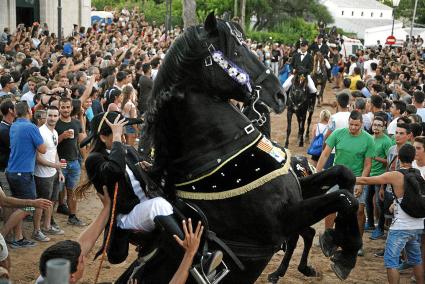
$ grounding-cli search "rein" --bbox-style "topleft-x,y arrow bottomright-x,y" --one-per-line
94,183 -> 119,284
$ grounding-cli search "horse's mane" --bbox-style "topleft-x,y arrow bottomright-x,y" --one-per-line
144,25 -> 208,182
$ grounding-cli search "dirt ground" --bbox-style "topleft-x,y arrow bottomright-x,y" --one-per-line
7,85 -> 411,283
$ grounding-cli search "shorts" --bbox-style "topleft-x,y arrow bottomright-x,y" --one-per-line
311,154 -> 320,162
125,125 -> 136,134
35,173 -> 60,201
357,185 -> 367,204
0,171 -> 10,194
6,172 -> 36,200
384,229 -> 422,268
61,160 -> 81,191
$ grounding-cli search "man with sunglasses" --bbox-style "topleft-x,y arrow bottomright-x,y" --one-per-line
33,106 -> 66,242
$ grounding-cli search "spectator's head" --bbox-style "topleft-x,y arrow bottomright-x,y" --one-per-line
39,240 -> 83,284
410,123 -> 423,138
319,109 -> 331,123
372,116 -> 385,135
409,114 -> 422,124
354,98 -> 366,113
414,136 -> 425,162
0,75 -> 15,92
14,101 -> 31,118
398,144 -> 416,164
355,80 -> 365,91
348,110 -> 363,135
150,57 -> 161,69
413,91 -> 425,105
395,122 -> 412,146
142,63 -> 151,75
353,67 -> 361,76
336,91 -> 350,109
116,71 -> 128,84
0,99 -> 14,119
370,94 -> 383,110
59,97 -> 73,119
391,100 -> 407,117
370,62 -> 378,71
46,106 -> 60,128
343,78 -> 351,88
406,104 -> 417,115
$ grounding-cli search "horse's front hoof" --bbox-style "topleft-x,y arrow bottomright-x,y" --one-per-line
298,141 -> 304,147
267,272 -> 281,284
330,262 -> 352,280
298,265 -> 320,277
319,229 -> 337,257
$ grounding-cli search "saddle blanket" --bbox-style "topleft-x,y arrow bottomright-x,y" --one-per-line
175,135 -> 291,200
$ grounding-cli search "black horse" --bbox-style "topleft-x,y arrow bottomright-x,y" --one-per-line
284,72 -> 316,148
119,13 -> 361,283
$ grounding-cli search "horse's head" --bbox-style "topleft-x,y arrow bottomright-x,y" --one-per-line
199,12 -> 286,113
288,71 -> 308,111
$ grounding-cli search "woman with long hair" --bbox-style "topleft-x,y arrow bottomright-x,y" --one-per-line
121,85 -> 138,146
312,51 -> 330,106
76,112 -> 222,273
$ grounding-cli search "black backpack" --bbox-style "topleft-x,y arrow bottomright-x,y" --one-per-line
394,168 -> 425,218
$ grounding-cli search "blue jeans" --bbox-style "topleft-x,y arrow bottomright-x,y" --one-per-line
384,229 -> 422,268
6,172 -> 36,199
61,160 -> 81,190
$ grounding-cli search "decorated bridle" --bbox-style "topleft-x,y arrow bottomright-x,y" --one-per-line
203,22 -> 273,126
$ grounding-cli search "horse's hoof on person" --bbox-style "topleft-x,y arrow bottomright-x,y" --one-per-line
267,272 -> 281,284
319,229 -> 337,257
330,262 -> 352,280
298,265 -> 320,277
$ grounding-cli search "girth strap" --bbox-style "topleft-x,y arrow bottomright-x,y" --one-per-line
206,230 -> 245,271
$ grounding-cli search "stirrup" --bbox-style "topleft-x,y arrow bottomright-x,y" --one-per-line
190,257 -> 230,284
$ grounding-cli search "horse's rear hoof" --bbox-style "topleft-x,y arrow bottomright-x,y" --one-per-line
330,262 -> 352,280
267,272 -> 280,284
298,265 -> 320,277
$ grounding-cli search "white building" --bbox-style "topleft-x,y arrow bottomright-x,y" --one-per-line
321,0 -> 400,39
1,0 -> 91,37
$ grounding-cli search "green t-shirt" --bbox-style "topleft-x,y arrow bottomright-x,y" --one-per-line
370,134 -> 394,176
326,128 -> 375,177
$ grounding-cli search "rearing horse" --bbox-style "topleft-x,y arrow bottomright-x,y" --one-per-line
119,13 -> 362,283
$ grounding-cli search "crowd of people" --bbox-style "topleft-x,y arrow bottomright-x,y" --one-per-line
300,32 -> 425,284
0,4 -> 425,283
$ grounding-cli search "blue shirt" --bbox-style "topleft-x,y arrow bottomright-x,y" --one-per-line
7,118 -> 44,173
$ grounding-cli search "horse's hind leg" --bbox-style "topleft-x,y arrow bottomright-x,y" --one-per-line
285,109 -> 293,148
298,227 -> 319,277
268,234 -> 299,284
281,190 -> 362,280
299,165 -> 356,200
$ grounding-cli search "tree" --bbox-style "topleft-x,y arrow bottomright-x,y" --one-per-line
182,0 -> 198,28
240,0 -> 246,31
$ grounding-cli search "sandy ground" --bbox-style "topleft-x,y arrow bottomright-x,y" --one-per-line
7,85 -> 411,283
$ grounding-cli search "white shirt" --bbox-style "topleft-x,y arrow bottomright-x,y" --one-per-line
21,91 -> 35,108
391,197 -> 424,230
363,58 -> 379,76
413,160 -> 425,178
151,69 -> 158,81
416,108 -> 425,122
34,124 -> 58,178
387,117 -> 399,135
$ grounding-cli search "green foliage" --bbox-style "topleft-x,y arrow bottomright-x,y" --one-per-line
246,18 -> 318,44
382,0 -> 425,25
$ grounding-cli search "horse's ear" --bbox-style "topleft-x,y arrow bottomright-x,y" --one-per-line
204,12 -> 218,35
